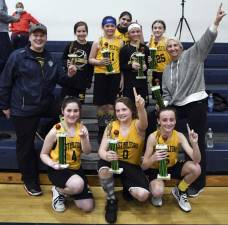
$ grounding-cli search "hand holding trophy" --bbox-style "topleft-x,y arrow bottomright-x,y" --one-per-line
55,116 -> 69,169
107,122 -> 123,174
156,144 -> 170,180
101,42 -> 115,74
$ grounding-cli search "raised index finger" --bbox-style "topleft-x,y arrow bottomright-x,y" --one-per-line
186,123 -> 191,134
218,3 -> 222,12
133,87 -> 138,98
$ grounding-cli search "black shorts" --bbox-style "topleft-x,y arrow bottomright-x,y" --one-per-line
98,159 -> 149,191
48,167 -> 93,200
145,161 -> 185,182
93,73 -> 121,106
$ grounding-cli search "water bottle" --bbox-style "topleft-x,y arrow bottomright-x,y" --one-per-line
208,93 -> 214,113
206,128 -> 214,149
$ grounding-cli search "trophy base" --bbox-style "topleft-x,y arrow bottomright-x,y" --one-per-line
105,70 -> 116,75
59,164 -> 69,169
109,168 -> 123,174
157,174 -> 171,180
136,76 -> 146,79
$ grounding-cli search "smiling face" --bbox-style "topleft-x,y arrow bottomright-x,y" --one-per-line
166,39 -> 183,61
115,102 -> 132,123
103,23 -> 116,37
75,25 -> 88,42
62,102 -> 80,125
128,27 -> 141,43
158,110 -> 176,134
29,31 -> 47,52
152,22 -> 165,39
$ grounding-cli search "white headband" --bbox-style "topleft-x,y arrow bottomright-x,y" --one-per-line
128,23 -> 141,32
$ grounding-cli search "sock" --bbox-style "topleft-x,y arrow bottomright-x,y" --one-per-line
178,179 -> 190,192
100,177 -> 116,200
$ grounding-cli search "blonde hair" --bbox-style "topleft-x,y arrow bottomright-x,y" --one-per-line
166,37 -> 183,50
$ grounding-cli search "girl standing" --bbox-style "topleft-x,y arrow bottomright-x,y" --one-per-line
89,16 -> 123,143
61,21 -> 93,103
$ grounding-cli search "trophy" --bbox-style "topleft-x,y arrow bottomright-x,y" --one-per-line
101,42 -> 115,74
156,144 -> 170,180
151,85 -> 165,108
107,123 -> 123,174
135,52 -> 146,79
147,48 -> 157,78
68,53 -> 79,65
55,117 -> 69,169
149,48 -> 157,70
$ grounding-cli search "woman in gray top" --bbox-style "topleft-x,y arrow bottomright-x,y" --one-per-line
162,3 -> 226,197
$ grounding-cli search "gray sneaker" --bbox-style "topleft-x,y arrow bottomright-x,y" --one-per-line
187,187 -> 204,198
172,187 -> 191,212
151,196 -> 163,207
52,186 -> 65,212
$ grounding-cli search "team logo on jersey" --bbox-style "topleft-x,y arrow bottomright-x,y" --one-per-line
70,49 -> 87,70
48,60 -> 53,67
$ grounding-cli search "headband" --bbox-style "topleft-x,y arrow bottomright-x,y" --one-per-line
128,23 -> 141,32
102,17 -> 116,27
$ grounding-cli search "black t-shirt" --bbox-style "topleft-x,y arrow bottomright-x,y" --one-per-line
120,43 -> 149,88
62,40 -> 94,90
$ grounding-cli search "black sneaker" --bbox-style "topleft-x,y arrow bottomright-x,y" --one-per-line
105,199 -> 118,223
24,182 -> 42,196
187,187 -> 204,198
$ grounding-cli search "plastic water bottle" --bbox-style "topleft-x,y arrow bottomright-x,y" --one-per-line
208,93 -> 214,113
206,128 -> 214,149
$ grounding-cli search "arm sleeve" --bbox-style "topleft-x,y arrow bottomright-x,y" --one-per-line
189,28 -> 217,62
120,47 -> 132,71
0,6 -> 18,23
162,69 -> 171,104
28,13 -> 39,24
0,53 -> 16,109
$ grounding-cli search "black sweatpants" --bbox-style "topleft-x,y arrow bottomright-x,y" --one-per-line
174,98 -> 208,189
11,99 -> 61,184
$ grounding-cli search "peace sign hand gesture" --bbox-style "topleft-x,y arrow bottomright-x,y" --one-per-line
133,87 -> 145,109
187,123 -> 198,144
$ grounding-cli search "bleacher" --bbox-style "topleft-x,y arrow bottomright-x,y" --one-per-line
0,41 -> 228,176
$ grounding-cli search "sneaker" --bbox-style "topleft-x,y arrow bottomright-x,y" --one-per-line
24,182 -> 42,196
151,196 -> 163,207
52,186 -> 66,212
187,187 -> 204,198
105,199 -> 118,223
171,187 -> 191,212
35,131 -> 44,142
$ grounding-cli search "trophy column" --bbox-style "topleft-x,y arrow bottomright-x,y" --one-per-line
108,138 -> 123,174
156,144 -> 170,180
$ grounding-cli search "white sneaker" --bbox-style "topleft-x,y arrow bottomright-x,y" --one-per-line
151,196 -> 163,207
52,186 -> 65,212
171,187 -> 191,212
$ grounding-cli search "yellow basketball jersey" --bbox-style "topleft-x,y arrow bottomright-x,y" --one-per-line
94,36 -> 121,74
109,120 -> 144,165
115,29 -> 129,45
151,130 -> 181,169
149,36 -> 171,72
50,122 -> 82,170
